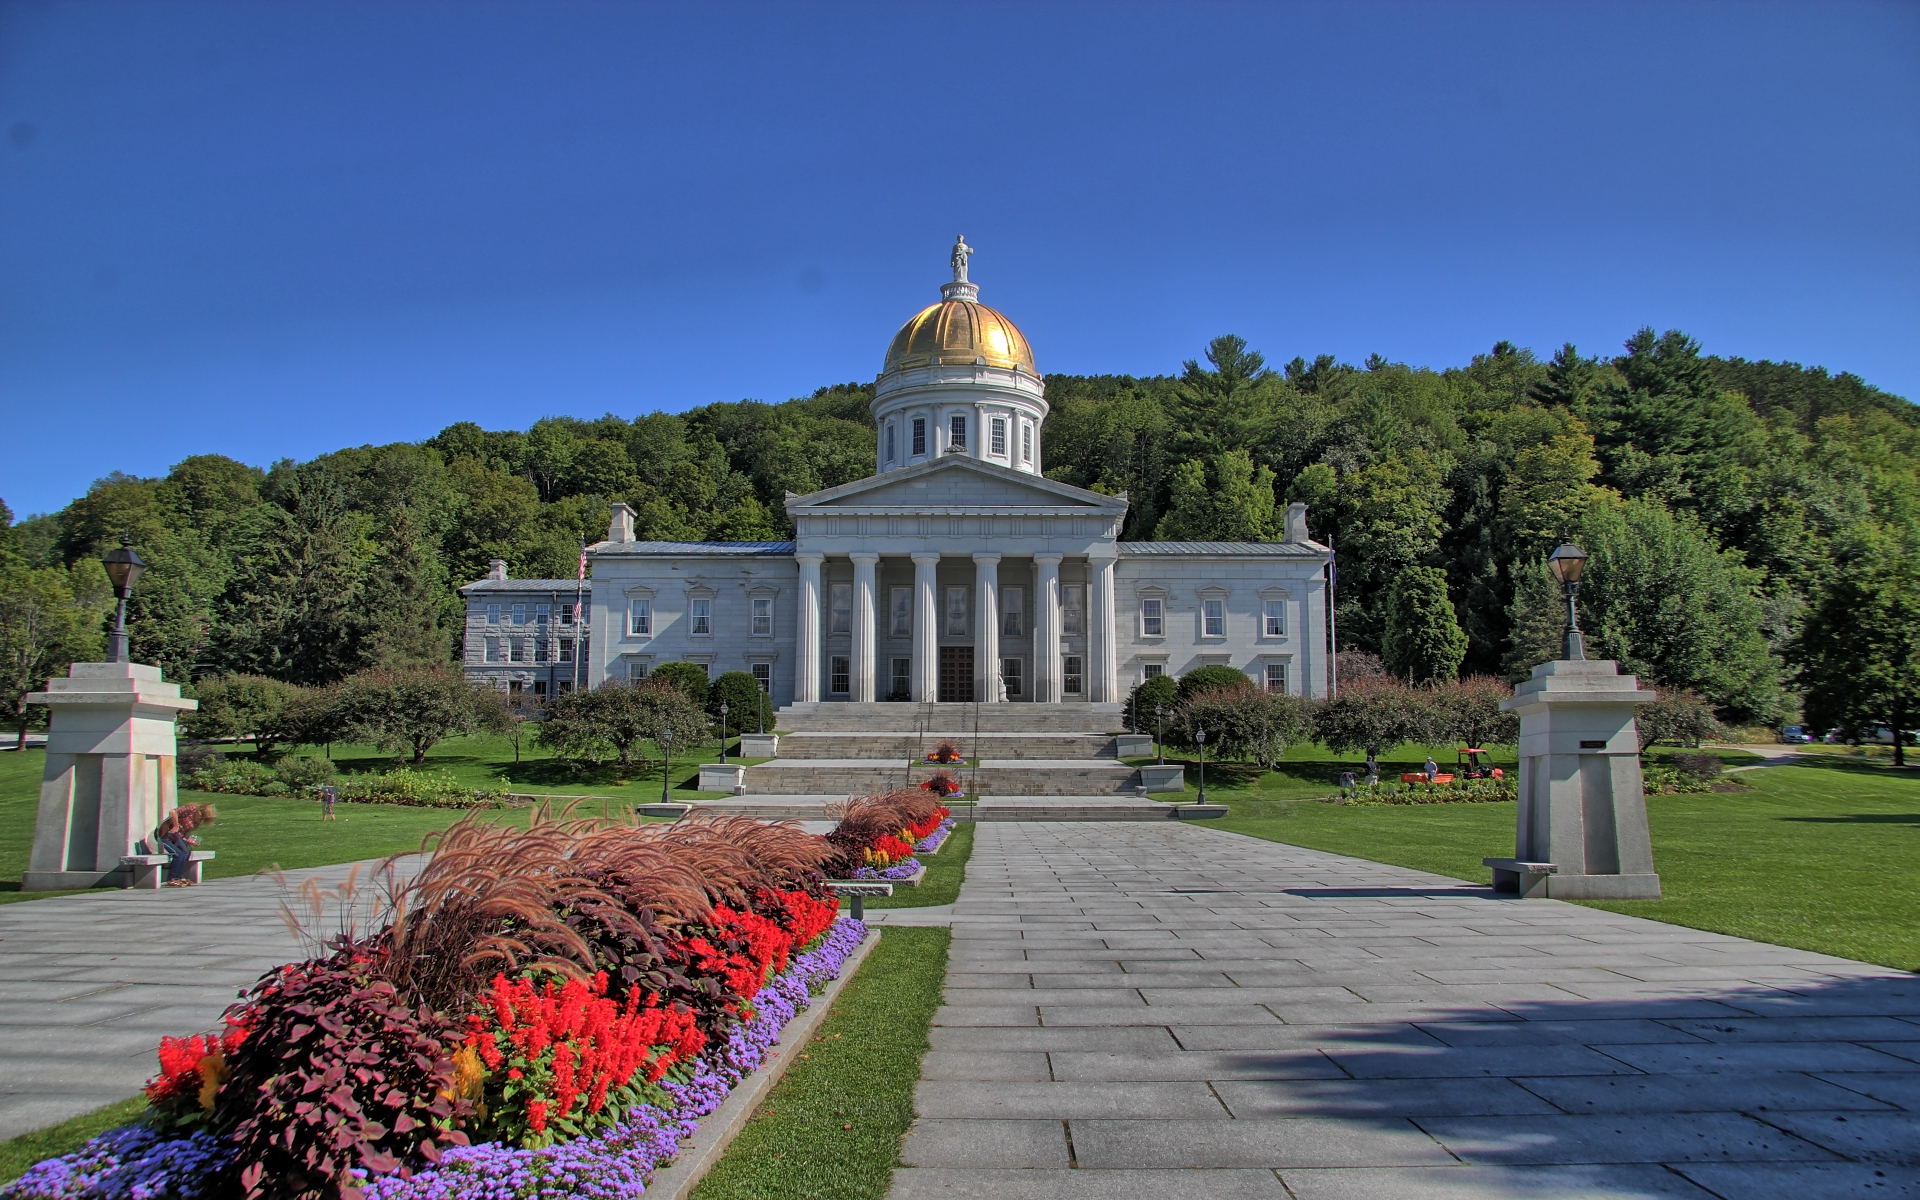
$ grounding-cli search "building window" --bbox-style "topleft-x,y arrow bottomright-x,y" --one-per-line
1062,585 -> 1085,636
1203,598 -> 1225,637
1264,600 -> 1286,637
990,417 -> 1007,457
688,660 -> 710,678
535,637 -> 549,663
557,680 -> 573,694
487,604 -> 501,625
945,586 -> 968,636
1001,657 -> 1023,697
830,655 -> 850,695
627,660 -> 649,681
949,414 -> 967,449
484,637 -> 502,663
912,416 -> 926,456
1001,587 -> 1024,636
1143,663 -> 1164,680
1063,655 -> 1084,695
752,662 -> 772,694
890,587 -> 911,638
509,680 -> 524,700
558,637 -> 573,663
558,602 -> 573,626
1141,597 -> 1164,637
534,603 -> 550,625
891,657 -> 911,698
886,422 -> 896,464
512,603 -> 527,626
629,600 -> 652,636
829,583 -> 852,635
1023,422 -> 1033,463
690,598 -> 712,636
532,680 -> 548,698
1265,663 -> 1287,694
509,638 -> 527,663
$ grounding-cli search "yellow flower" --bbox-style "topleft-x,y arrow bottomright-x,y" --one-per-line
197,1051 -> 228,1113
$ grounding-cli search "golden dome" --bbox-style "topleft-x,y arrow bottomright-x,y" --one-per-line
883,298 -> 1037,375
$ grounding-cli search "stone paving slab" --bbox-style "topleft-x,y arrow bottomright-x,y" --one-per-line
0,859 -> 391,1140
889,822 -> 1920,1199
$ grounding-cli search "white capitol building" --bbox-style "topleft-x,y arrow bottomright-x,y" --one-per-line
464,240 -> 1332,719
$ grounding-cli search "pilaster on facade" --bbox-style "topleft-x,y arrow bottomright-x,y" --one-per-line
796,555 -> 823,703
972,552 -> 1003,703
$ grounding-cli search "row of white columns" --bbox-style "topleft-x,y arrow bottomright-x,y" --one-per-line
793,552 -> 1119,704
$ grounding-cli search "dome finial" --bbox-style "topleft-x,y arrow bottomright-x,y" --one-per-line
942,235 -> 979,302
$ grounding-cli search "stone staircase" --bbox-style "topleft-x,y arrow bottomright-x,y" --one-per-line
741,702 -> 1140,797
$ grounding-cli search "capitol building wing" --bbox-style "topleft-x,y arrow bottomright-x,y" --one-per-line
469,245 -> 1331,707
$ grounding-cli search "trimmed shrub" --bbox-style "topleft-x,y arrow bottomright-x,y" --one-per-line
650,662 -> 712,706
1670,752 -> 1723,780
1125,674 -> 1179,733
1177,664 -> 1253,701
708,670 -> 774,736
274,754 -> 337,790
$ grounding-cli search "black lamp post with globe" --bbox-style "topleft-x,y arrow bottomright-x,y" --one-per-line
1546,543 -> 1590,661
719,701 -> 729,765
660,728 -> 673,805
1196,727 -> 1207,805
1154,703 -> 1164,766
101,536 -> 146,665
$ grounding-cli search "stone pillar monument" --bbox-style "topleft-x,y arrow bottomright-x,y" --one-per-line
22,663 -> 197,890
1485,659 -> 1661,900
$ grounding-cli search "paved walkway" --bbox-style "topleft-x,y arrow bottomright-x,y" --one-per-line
0,860 -> 387,1139
890,823 -> 1919,1199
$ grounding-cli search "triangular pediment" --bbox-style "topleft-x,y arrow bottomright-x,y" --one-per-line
786,455 -> 1126,513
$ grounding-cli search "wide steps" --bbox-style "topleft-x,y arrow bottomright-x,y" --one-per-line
741,759 -> 1140,797
774,732 -> 1118,760
775,702 -> 1125,734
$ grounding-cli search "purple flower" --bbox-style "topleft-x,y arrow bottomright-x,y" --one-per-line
4,922 -> 871,1200
850,858 -> 922,881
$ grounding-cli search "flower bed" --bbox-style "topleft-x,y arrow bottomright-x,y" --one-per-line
849,858 -> 923,882
914,818 -> 957,856
823,792 -> 950,881
4,814 -> 853,1200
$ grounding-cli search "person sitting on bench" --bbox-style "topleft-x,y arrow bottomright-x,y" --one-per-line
155,802 -> 217,888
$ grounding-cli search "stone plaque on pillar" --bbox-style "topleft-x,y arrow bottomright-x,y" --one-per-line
23,662 -> 198,890
1486,659 -> 1660,900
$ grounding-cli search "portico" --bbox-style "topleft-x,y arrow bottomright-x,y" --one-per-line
784,454 -> 1131,704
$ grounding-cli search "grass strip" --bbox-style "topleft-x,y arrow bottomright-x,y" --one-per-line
863,821 -> 973,909
0,1096 -> 147,1185
690,927 -> 950,1200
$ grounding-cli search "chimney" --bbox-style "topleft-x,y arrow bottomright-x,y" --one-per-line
1284,501 -> 1311,545
488,559 -> 508,581
609,502 -> 636,544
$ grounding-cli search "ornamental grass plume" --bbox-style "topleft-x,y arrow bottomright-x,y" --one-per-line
635,814 -> 835,904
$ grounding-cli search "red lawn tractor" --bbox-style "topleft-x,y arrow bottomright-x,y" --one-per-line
1456,747 -> 1505,780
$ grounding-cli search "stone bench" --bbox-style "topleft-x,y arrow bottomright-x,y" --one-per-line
120,851 -> 216,890
1483,857 -> 1556,899
697,764 -> 746,795
824,880 -> 893,920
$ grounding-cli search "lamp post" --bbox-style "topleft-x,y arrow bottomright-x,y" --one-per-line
660,728 -> 673,805
719,701 -> 729,765
101,536 -> 146,665
1154,703 -> 1164,766
1196,726 -> 1207,805
1546,543 -> 1590,661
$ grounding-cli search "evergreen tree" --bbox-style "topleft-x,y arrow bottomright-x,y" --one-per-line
359,510 -> 456,668
1381,567 -> 1469,682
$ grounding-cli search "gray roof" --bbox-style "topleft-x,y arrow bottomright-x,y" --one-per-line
459,579 -> 592,594
588,540 -> 797,556
1119,541 -> 1328,556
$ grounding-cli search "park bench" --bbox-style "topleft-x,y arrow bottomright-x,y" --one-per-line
119,851 -> 216,890
1483,857 -> 1556,899
824,880 -> 893,920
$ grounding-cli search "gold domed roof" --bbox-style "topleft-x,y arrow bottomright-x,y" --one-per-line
883,297 -> 1037,375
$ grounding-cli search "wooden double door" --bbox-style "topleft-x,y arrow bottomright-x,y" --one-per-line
938,646 -> 974,703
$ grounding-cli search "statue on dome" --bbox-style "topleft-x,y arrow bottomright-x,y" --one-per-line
950,234 -> 972,283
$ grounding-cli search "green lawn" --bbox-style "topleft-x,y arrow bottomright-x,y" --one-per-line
1128,740 -> 1523,803
1215,755 -> 1920,972
691,927 -> 950,1200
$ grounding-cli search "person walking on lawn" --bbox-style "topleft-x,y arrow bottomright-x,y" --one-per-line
320,783 -> 338,821
156,802 -> 216,887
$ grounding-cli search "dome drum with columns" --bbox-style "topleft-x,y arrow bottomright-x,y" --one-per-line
472,241 -> 1332,715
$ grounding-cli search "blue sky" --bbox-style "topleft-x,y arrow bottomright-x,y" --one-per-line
2,0 -> 1916,516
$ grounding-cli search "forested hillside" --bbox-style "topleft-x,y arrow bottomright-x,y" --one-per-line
4,327 -> 1916,733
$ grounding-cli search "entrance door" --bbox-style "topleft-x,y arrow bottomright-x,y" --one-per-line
938,646 -> 974,703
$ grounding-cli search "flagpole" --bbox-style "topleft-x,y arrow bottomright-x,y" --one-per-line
1327,538 -> 1338,700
